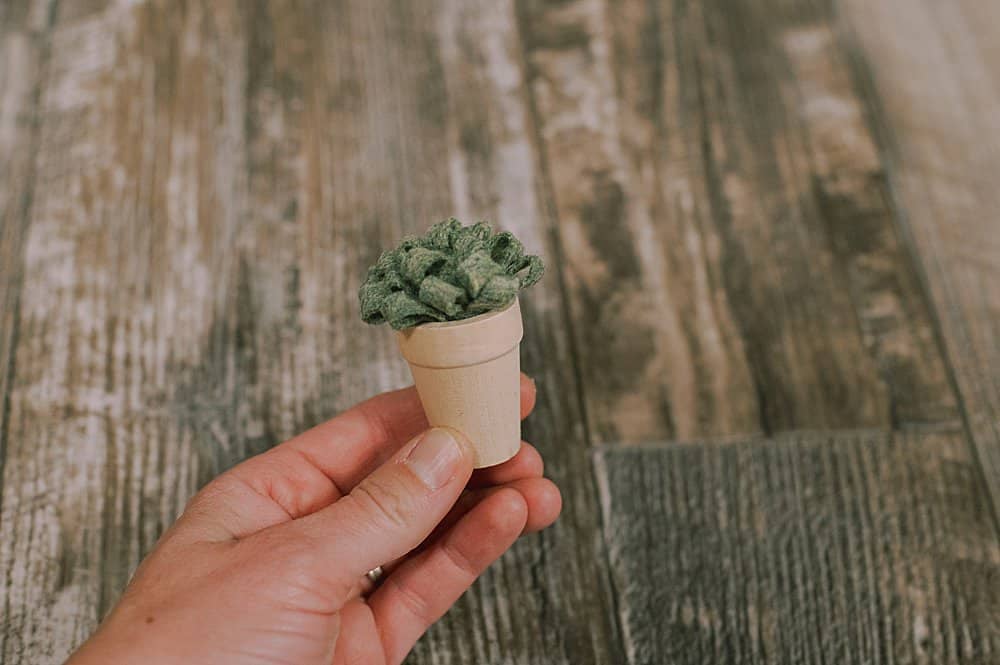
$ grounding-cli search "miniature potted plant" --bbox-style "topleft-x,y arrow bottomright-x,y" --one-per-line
359,218 -> 544,467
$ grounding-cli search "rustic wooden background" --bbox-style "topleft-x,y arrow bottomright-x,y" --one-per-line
1,0 -> 998,663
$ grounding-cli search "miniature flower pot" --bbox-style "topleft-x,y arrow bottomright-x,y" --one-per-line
396,299 -> 523,468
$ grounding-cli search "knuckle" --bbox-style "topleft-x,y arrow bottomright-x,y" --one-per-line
356,399 -> 395,447
387,574 -> 438,627
349,476 -> 414,531
440,539 -> 480,581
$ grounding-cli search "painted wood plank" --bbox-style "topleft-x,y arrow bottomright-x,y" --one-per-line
0,2 -> 251,661
596,429 -> 1000,664
5,1 -> 995,663
0,0 -> 57,659
0,0 -> 52,493
0,1 -> 625,663
840,0 -> 1000,514
516,0 -> 957,444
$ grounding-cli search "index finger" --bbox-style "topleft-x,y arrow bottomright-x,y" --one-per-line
285,373 -> 537,492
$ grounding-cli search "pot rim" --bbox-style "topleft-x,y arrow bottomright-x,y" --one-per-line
411,298 -> 517,330
397,298 -> 523,369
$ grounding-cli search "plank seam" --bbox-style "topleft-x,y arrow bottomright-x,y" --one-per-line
591,448 -> 635,662
588,424 -> 972,455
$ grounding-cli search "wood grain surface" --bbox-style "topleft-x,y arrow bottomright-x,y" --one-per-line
518,0 -> 958,445
842,0 -> 1000,517
0,0 -> 52,507
0,0 -> 996,663
597,429 -> 1000,665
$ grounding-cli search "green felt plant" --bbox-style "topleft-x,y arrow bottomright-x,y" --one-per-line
359,218 -> 544,330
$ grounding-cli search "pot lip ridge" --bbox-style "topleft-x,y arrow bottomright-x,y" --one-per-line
396,298 -> 523,369
410,298 -> 518,331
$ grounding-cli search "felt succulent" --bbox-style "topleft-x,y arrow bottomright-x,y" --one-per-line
359,218 -> 544,330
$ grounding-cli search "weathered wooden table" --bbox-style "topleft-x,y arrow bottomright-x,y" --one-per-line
1,1 -> 998,663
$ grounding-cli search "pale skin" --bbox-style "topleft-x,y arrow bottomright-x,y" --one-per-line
68,374 -> 561,665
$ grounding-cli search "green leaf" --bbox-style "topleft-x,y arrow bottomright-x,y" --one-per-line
358,219 -> 544,329
401,247 -> 448,286
419,276 -> 469,317
457,250 -> 504,298
383,291 -> 446,330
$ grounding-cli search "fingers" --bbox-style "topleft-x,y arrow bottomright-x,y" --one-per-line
469,441 -> 544,488
344,474 -> 562,601
174,442 -> 348,543
281,373 -> 537,493
495,477 -> 562,533
407,443 -> 553,555
431,476 -> 562,541
518,374 -> 537,420
368,488 -> 528,665
278,428 -> 474,597
176,376 -> 537,542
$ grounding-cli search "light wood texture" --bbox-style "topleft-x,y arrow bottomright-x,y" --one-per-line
596,429 -> 1000,665
0,0 -> 51,496
840,0 -> 1000,515
517,0 -> 957,445
1,3 -> 254,661
399,300 -> 523,468
0,0 -> 997,663
0,1 -> 625,663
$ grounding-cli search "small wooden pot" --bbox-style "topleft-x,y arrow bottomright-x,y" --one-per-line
397,299 -> 524,468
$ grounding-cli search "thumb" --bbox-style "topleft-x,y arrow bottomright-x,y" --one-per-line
280,427 -> 474,594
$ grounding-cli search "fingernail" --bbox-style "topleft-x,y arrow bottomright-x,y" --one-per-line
406,428 -> 463,489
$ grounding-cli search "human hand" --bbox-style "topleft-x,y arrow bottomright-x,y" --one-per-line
67,375 -> 560,665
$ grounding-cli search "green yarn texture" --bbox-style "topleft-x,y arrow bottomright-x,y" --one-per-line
359,218 -> 544,330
